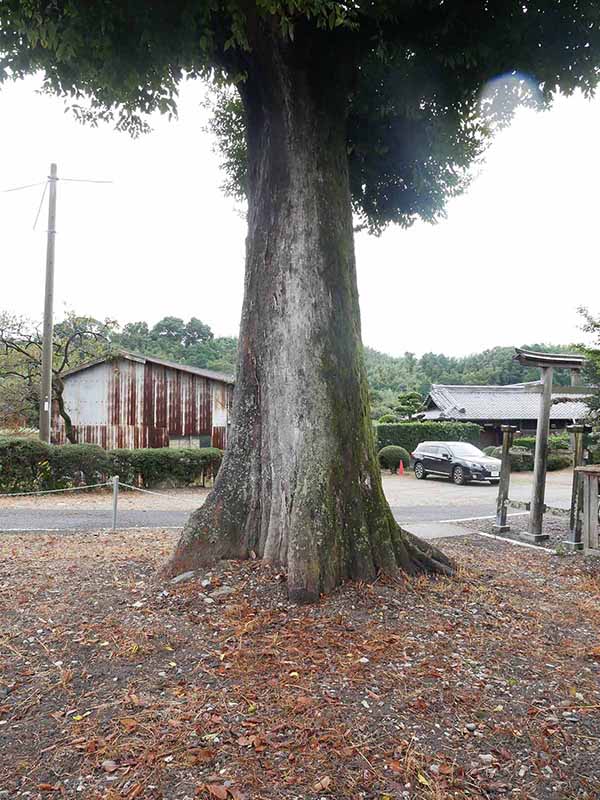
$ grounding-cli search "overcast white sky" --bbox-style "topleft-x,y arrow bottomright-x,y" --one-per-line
1,74 -> 598,357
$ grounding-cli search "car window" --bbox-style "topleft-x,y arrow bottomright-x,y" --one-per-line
439,447 -> 450,458
449,444 -> 485,458
427,445 -> 439,455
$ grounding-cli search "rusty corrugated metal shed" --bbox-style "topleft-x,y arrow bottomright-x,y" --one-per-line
62,350 -> 234,384
52,352 -> 233,450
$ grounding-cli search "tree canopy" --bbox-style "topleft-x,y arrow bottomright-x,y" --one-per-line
365,343 -> 578,419
579,307 -> 600,421
2,2 -> 599,230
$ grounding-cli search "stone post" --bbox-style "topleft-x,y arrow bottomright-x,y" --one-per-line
577,466 -> 600,553
565,425 -> 592,550
494,425 -> 517,532
526,366 -> 553,542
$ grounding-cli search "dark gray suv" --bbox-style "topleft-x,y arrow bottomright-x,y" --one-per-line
410,441 -> 502,485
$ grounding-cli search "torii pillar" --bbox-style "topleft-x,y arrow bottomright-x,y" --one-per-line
513,349 -> 587,543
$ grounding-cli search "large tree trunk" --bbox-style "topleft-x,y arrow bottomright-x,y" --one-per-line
165,26 -> 453,602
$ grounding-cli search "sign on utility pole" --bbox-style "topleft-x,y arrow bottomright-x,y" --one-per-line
39,163 -> 57,444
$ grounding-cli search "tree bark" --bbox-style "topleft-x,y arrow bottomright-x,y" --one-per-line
53,374 -> 76,444
165,25 -> 453,601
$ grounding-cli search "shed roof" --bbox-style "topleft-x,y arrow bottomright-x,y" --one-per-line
62,351 -> 235,385
422,382 -> 592,422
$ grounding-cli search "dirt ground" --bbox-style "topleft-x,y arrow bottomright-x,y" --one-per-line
1,530 -> 600,800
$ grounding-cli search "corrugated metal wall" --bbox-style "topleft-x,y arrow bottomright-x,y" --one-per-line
52,357 -> 232,449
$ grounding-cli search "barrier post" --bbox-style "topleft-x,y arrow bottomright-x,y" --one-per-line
112,475 -> 119,531
494,425 -> 517,532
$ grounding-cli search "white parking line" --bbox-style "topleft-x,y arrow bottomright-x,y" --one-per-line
432,512 -> 528,524
473,530 -> 556,553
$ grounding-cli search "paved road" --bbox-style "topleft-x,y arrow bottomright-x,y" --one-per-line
0,508 -> 190,531
0,470 -> 574,532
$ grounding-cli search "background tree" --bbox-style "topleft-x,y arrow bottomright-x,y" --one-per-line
364,344 -> 575,419
394,391 -> 424,421
0,313 -> 112,441
113,316 -> 237,373
183,317 -> 214,347
579,308 -> 600,421
3,2 -> 599,600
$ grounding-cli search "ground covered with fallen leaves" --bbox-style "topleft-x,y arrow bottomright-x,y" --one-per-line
1,531 -> 600,800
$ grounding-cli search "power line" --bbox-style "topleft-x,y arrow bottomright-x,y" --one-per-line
61,177 -> 113,184
32,181 -> 49,231
1,180 -> 46,193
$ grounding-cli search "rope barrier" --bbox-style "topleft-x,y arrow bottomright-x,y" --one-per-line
117,482 -> 201,501
0,482 -> 111,498
0,477 -> 203,532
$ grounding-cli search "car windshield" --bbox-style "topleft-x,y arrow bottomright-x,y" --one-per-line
449,444 -> 486,458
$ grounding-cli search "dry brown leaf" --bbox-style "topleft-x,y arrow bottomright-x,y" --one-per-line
119,717 -> 138,732
207,785 -> 228,800
313,776 -> 332,792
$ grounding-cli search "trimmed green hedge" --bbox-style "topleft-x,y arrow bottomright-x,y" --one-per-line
488,446 -> 572,472
513,434 -> 570,452
376,421 -> 481,453
489,446 -> 534,471
377,413 -> 400,424
377,445 -> 410,473
546,453 -> 572,471
0,438 -> 222,493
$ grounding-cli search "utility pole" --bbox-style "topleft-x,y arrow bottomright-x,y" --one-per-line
39,163 -> 57,443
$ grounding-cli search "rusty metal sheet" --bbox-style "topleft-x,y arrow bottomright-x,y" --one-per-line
53,355 -> 232,450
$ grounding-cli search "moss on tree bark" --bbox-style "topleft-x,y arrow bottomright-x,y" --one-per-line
165,24 -> 453,601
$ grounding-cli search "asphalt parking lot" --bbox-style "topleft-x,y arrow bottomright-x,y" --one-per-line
0,469 -> 574,532
383,468 -> 572,523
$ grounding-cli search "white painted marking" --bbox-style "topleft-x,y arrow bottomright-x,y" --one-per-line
431,512 -> 528,524
473,530 -> 556,554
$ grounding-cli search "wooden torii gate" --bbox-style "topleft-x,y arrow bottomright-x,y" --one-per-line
513,348 -> 587,542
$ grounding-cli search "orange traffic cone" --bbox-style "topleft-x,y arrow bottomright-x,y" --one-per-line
399,460 -> 404,476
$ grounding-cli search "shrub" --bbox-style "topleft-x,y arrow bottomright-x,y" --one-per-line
549,434 -> 570,451
514,434 -> 571,452
378,445 -> 410,473
51,444 -> 111,486
0,437 -> 54,492
112,447 -> 223,488
546,453 -> 572,471
513,436 -> 536,451
377,413 -> 400,424
0,438 -> 223,493
376,421 -> 481,453
489,446 -> 571,471
489,446 -> 534,472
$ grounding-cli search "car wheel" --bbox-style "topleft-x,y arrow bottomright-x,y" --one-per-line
452,466 -> 466,485
414,461 -> 426,480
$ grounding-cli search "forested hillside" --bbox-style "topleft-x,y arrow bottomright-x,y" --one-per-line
112,317 -> 238,375
365,344 -> 576,419
0,309 -> 578,427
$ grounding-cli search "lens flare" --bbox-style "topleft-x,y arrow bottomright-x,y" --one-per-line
479,72 -> 543,127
